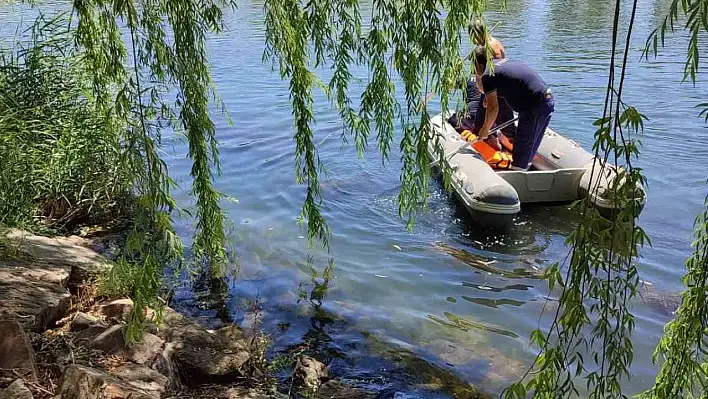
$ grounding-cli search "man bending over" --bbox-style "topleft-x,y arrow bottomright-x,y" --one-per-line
474,46 -> 555,170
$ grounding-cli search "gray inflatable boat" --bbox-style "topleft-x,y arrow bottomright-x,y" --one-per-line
428,113 -> 647,228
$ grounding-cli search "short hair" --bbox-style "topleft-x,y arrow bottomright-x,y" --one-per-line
474,45 -> 487,69
469,18 -> 486,44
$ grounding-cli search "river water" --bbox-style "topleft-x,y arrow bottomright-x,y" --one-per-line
2,0 -> 708,397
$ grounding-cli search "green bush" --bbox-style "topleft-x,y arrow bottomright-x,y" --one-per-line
0,16 -> 132,232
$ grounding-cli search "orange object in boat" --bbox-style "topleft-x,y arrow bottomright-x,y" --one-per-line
459,130 -> 513,170
499,133 -> 514,152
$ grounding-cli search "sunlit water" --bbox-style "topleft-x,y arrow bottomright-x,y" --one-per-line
2,0 -> 707,396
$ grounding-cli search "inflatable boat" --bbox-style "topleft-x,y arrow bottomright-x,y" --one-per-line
427,113 -> 647,228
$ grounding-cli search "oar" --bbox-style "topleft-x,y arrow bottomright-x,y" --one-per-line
430,116 -> 518,168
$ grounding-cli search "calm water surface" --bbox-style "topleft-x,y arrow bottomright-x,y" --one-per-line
3,0 -> 708,396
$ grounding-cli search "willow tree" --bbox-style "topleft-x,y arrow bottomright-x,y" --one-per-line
261,1 -> 708,398
58,0 -> 708,393
640,1 -> 708,396
69,0 -> 236,340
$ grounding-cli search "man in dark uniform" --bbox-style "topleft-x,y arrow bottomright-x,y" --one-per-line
447,19 -> 516,143
473,45 -> 555,170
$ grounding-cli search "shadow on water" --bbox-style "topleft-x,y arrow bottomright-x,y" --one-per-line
176,254 -> 498,398
268,297 -> 491,398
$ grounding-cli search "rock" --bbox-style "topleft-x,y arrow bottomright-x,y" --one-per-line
315,380 -> 377,399
76,324 -> 164,365
424,339 -> 477,365
639,282 -> 683,317
70,312 -> 99,332
4,229 -> 113,286
125,333 -> 164,365
151,343 -> 182,391
110,364 -> 168,397
85,324 -> 126,353
293,356 -> 329,390
225,387 -> 269,399
57,365 -> 154,399
92,299 -> 134,322
155,308 -> 251,385
0,319 -> 37,381
0,379 -> 33,399
214,324 -> 245,342
0,259 -> 71,331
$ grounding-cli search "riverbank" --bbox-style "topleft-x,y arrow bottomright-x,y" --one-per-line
0,227 -> 492,399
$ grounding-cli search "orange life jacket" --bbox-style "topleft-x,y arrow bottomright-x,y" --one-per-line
459,130 -> 513,170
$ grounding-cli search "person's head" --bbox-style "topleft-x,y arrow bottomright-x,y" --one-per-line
473,45 -> 487,75
469,18 -> 487,45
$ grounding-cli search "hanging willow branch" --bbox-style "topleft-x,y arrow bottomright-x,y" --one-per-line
640,1 -> 708,397
502,0 -> 649,397
263,0 -> 490,237
71,0 -> 234,340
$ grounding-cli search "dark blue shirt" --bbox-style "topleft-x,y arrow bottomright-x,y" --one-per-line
481,60 -> 549,112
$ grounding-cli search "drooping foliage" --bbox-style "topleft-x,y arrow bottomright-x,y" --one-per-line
639,1 -> 708,397
69,0 -> 236,340
501,0 -> 649,396
263,0 -> 496,242
5,0 -> 708,395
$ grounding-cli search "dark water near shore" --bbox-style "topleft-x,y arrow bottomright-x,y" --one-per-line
2,0 -> 708,396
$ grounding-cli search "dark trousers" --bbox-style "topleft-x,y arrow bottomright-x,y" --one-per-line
511,96 -> 555,169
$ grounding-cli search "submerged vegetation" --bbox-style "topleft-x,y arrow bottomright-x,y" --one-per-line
0,0 -> 707,397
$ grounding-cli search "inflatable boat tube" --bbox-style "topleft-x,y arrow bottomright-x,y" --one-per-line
429,115 -> 520,228
531,128 -> 647,218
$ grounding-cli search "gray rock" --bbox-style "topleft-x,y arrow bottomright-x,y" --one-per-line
76,324 -> 164,365
0,379 -> 33,399
150,342 -> 182,391
0,259 -> 71,331
214,324 -> 245,342
316,380 -> 377,399
225,387 -> 269,399
0,319 -> 37,381
92,299 -> 135,322
56,365 -> 154,399
639,282 -> 683,317
125,333 -> 164,365
86,324 -> 126,354
4,229 -> 113,286
293,356 -> 329,390
155,307 -> 251,385
110,364 -> 168,397
69,312 -> 99,332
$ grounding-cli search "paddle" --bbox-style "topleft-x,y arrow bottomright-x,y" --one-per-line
429,116 -> 519,168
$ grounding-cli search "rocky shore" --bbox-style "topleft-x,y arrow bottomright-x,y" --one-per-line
0,229 -> 377,399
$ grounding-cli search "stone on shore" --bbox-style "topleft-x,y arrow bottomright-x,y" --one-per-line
155,308 -> 251,385
316,380 -> 377,399
56,365 -> 155,399
293,356 -> 329,391
75,323 -> 164,365
92,299 -> 136,322
109,364 -> 169,397
69,312 -> 100,332
4,229 -> 112,286
0,379 -> 33,399
0,318 -> 37,381
0,259 -> 71,331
